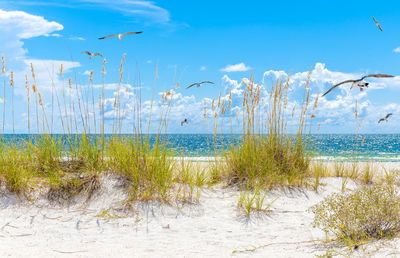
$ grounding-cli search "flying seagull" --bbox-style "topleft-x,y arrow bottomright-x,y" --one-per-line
181,118 -> 188,126
378,113 -> 393,123
98,31 -> 143,41
322,74 -> 394,97
186,81 -> 214,89
81,51 -> 103,59
373,17 -> 383,32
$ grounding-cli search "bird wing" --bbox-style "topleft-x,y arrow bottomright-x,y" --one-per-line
98,34 -> 118,40
186,83 -> 198,89
322,80 -> 355,97
123,31 -> 143,36
362,74 -> 394,80
372,17 -> 383,31
93,53 -> 103,57
378,118 -> 384,123
200,81 -> 214,84
386,113 -> 393,119
81,51 -> 91,55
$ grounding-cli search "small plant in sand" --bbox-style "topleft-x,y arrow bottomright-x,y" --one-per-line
361,162 -> 374,184
333,162 -> 345,177
309,161 -> 329,190
381,168 -> 400,186
237,189 -> 275,216
310,184 -> 400,247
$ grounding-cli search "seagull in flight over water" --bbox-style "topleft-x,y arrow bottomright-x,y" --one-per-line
373,17 -> 383,31
186,81 -> 214,89
98,31 -> 143,41
181,118 -> 188,126
322,74 -> 394,97
81,51 -> 103,59
378,113 -> 393,123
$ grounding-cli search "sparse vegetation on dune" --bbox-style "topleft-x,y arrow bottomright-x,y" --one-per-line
310,184 -> 400,247
1,53 -> 400,257
0,55 -> 210,204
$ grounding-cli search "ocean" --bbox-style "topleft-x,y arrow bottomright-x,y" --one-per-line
2,134 -> 400,162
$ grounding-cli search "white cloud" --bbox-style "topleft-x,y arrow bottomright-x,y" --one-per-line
200,66 -> 206,71
46,33 -> 62,38
69,36 -> 85,41
220,62 -> 251,72
0,9 -> 63,65
394,47 -> 400,53
74,0 -> 170,24
0,9 -> 63,39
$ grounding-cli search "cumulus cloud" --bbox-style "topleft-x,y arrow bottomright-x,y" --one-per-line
0,9 -> 63,39
200,66 -> 206,71
0,9 -> 63,63
220,62 -> 251,72
394,47 -> 400,53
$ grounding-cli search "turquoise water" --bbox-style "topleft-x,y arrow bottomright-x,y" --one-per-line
1,134 -> 400,161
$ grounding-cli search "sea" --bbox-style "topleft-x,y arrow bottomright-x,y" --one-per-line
2,134 -> 400,162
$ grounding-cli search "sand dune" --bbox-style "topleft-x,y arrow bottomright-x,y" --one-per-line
1,170 -> 400,257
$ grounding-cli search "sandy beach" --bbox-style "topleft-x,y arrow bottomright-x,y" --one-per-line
1,162 -> 400,257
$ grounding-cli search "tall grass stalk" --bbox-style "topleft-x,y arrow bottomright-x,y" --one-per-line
219,74 -> 311,190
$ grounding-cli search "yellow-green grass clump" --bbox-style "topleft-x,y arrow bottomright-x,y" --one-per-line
106,135 -> 175,202
219,74 -> 312,190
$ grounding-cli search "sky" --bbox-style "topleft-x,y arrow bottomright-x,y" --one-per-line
1,0 -> 400,133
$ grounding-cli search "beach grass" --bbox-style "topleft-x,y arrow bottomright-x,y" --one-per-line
213,74 -> 312,191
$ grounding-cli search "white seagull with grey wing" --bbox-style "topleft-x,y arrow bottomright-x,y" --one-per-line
98,31 -> 143,41
186,81 -> 214,89
378,113 -> 393,124
322,74 -> 394,97
81,51 -> 103,59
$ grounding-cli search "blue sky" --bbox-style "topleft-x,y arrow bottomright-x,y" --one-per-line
1,0 -> 400,133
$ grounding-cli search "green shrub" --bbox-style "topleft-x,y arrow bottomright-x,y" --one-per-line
310,185 -> 400,245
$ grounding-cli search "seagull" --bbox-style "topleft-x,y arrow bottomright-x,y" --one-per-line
322,74 -> 394,97
186,81 -> 214,89
181,118 -> 188,126
98,31 -> 143,41
81,51 -> 103,59
373,17 -> 383,32
378,113 -> 392,123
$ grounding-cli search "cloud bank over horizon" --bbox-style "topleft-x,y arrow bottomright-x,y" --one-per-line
1,8 -> 400,134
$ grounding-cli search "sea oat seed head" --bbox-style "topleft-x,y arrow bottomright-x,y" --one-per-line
361,136 -> 366,146
9,71 -> 14,87
38,92 -> 43,106
89,70 -> 94,83
1,55 -> 5,75
30,63 -> 36,81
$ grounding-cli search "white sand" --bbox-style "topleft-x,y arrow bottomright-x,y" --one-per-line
1,170 -> 400,257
